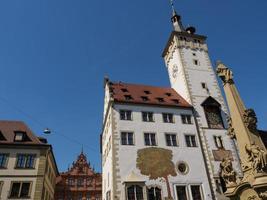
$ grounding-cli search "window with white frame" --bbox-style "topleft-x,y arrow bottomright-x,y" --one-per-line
9,182 -> 31,198
165,134 -> 178,147
142,112 -> 154,122
185,135 -> 197,147
16,154 -> 36,169
127,185 -> 144,200
120,110 -> 132,120
121,132 -> 134,145
181,115 -> 192,124
163,113 -> 174,123
214,136 -> 224,149
144,133 -> 157,146
190,185 -> 203,200
147,187 -> 161,200
0,153 -> 8,168
176,185 -> 187,200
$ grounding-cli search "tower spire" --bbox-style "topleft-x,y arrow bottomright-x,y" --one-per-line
169,0 -> 184,32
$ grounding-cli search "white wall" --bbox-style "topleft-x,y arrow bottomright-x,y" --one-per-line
112,104 -> 213,200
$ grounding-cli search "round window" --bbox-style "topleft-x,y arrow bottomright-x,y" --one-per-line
177,162 -> 189,175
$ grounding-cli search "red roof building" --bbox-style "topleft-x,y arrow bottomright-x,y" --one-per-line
54,152 -> 102,200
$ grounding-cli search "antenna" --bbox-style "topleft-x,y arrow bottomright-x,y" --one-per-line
169,0 -> 176,14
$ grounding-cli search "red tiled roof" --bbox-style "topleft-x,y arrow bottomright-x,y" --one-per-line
0,120 -> 44,145
108,82 -> 191,108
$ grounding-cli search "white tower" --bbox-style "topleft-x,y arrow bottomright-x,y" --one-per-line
162,9 -> 242,199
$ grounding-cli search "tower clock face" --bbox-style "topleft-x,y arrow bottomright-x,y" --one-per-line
172,65 -> 178,78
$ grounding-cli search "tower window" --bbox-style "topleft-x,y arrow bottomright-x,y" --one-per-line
193,59 -> 200,66
201,82 -> 207,89
202,97 -> 225,129
192,52 -> 196,56
214,136 -> 224,149
204,106 -> 224,129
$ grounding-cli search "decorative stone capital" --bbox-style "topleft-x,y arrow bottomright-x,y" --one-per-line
216,61 -> 234,84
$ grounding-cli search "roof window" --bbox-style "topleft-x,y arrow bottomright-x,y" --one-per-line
144,90 -> 151,95
0,131 -> 6,141
14,131 -> 31,142
121,88 -> 128,93
172,99 -> 180,104
156,98 -> 164,102
165,93 -> 172,97
141,96 -> 149,102
124,95 -> 133,101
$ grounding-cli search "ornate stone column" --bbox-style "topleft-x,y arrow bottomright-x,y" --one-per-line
216,62 -> 267,199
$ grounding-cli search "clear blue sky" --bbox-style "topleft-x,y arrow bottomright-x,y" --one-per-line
0,0 -> 266,172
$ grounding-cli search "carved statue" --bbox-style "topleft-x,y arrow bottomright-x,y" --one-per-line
227,117 -> 236,139
260,191 -> 267,200
243,109 -> 258,133
245,143 -> 267,173
216,62 -> 234,84
220,158 -> 237,186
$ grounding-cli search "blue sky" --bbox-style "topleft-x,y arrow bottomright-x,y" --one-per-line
0,0 -> 266,172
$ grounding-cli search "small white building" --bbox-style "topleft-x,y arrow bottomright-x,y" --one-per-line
101,82 -> 213,200
0,121 -> 58,200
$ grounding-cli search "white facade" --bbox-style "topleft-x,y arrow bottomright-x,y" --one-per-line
0,148 -> 40,200
102,80 -> 213,200
163,15 -> 242,199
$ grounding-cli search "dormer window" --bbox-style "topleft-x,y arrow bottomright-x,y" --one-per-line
14,131 -> 31,142
124,95 -> 133,101
144,90 -> 151,95
172,99 -> 180,104
141,96 -> 149,102
14,132 -> 25,142
121,88 -> 128,93
0,131 -> 6,141
156,98 -> 164,103
165,93 -> 172,97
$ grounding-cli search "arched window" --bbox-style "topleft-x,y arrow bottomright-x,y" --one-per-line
201,97 -> 224,129
127,185 -> 144,200
148,187 -> 162,200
